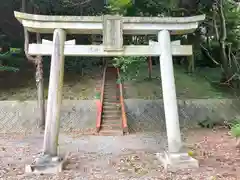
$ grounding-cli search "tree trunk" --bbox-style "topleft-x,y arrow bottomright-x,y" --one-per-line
217,0 -> 231,81
22,0 -> 45,129
148,56 -> 152,79
21,0 -> 26,11
36,33 -> 45,129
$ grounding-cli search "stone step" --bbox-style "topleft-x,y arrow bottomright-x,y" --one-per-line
102,118 -> 121,122
105,80 -> 116,82
105,82 -> 116,84
100,124 -> 122,129
105,84 -> 116,86
103,97 -> 118,100
102,119 -> 121,123
102,114 -> 121,119
104,87 -> 116,88
103,106 -> 119,111
103,101 -> 119,105
101,118 -> 121,123
103,107 -> 120,111
102,112 -> 121,116
103,106 -> 120,111
104,100 -> 119,103
103,94 -> 117,97
99,129 -> 123,136
103,100 -> 118,103
103,102 -> 120,105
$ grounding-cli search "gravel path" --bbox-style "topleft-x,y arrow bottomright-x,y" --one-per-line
0,129 -> 240,179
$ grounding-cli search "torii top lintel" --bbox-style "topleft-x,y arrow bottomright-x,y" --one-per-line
14,11 -> 205,35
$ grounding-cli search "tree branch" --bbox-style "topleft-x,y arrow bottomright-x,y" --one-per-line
200,44 -> 220,65
212,4 -> 219,40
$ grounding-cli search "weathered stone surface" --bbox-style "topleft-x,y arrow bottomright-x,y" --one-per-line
14,11 -> 205,35
0,100 -> 97,133
0,99 -> 240,133
25,154 -> 66,174
103,15 -> 123,51
156,151 -> 199,172
124,99 -> 240,132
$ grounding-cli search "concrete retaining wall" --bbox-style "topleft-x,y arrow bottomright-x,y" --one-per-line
0,100 -> 97,133
125,99 -> 240,132
0,99 -> 240,133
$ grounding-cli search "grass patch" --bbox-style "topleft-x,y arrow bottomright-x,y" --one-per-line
124,64 -> 234,99
0,66 -> 100,100
0,61 -> 237,100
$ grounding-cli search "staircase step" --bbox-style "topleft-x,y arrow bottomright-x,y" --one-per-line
104,95 -> 118,98
104,95 -> 117,98
102,113 -> 121,118
103,97 -> 117,100
104,87 -> 116,90
104,86 -> 116,88
103,107 -> 118,111
101,123 -> 121,128
102,112 -> 120,117
102,119 -> 121,123
99,129 -> 123,136
102,109 -> 120,113
102,115 -> 121,119
104,102 -> 120,105
103,104 -> 119,107
105,83 -> 116,85
101,125 -> 121,130
104,100 -> 118,103
103,107 -> 120,111
104,103 -> 119,106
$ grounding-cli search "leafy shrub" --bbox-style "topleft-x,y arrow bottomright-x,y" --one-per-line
113,56 -> 146,81
230,119 -> 240,138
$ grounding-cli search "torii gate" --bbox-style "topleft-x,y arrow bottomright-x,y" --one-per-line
14,12 -> 205,173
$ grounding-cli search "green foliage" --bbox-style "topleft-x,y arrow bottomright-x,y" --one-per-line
198,117 -> 216,128
1,0 -> 240,86
126,0 -> 173,16
33,0 -> 105,15
9,48 -> 22,55
0,48 -> 21,72
0,66 -> 19,72
64,57 -> 85,73
113,56 -> 147,81
94,91 -> 101,99
106,0 -> 133,15
231,123 -> 240,138
227,118 -> 240,138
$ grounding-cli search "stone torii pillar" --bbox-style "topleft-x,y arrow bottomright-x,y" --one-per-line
43,28 -> 66,156
157,30 -> 198,171
25,28 -> 67,174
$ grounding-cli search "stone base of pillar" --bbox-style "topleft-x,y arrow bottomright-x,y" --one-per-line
25,154 -> 67,174
156,151 -> 199,172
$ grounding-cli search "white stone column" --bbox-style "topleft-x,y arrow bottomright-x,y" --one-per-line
157,30 -> 198,171
158,30 -> 182,153
43,29 -> 66,156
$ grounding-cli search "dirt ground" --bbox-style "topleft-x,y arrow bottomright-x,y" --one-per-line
0,128 -> 240,180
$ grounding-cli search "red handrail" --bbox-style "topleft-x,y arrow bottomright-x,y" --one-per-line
117,68 -> 128,133
96,64 -> 107,132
